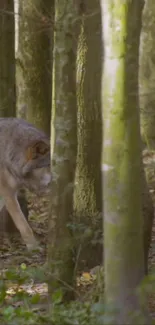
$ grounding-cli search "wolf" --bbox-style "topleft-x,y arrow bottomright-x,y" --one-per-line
0,118 -> 51,250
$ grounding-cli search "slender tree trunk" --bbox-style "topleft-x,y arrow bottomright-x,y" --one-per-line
48,1 -> 78,301
74,0 -> 102,269
0,0 -> 16,116
101,1 -> 149,323
17,0 -> 53,134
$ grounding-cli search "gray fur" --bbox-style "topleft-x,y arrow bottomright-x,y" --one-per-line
0,118 -> 51,250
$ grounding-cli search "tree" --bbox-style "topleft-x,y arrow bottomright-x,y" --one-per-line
101,1 -> 149,323
74,0 -> 102,269
0,0 -> 16,116
140,0 -> 155,149
47,1 -> 78,301
17,0 -> 52,134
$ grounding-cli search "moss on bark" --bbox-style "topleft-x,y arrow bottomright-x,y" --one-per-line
48,0 -> 78,301
101,1 -> 149,323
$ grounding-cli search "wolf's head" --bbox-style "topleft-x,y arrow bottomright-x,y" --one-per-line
22,140 -> 51,195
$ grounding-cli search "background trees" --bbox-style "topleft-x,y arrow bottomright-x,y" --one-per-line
0,0 -> 28,237
140,0 -> 155,149
0,0 -> 16,116
139,0 -> 155,274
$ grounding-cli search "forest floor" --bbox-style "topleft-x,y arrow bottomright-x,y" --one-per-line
0,151 -> 155,322
0,193 -> 99,321
0,193 -> 49,316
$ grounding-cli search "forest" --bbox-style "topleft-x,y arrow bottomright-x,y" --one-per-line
0,0 -> 155,324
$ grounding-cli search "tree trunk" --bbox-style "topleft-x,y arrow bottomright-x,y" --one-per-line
47,1 -> 78,302
74,0 -> 102,269
17,0 -> 53,134
101,0 -> 149,323
139,0 -> 155,149
0,0 -> 16,116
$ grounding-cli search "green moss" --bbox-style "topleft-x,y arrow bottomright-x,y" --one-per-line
101,0 -> 147,322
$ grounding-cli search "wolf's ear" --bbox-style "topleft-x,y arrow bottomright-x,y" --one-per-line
26,140 -> 50,161
22,140 -> 50,175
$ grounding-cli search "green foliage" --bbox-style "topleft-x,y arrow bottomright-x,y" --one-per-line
1,300 -> 104,325
0,265 -> 105,325
1,265 -> 155,324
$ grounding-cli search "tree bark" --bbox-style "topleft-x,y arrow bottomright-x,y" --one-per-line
74,0 -> 102,269
47,0 -> 78,302
101,0 -> 149,323
17,0 -> 53,134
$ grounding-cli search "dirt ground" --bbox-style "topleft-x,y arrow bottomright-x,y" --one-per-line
1,152 -> 155,320
0,194 -> 48,322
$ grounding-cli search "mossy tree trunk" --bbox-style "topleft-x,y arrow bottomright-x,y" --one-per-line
17,0 -> 53,134
101,0 -> 149,323
48,1 -> 78,301
74,0 -> 102,269
0,0 -> 16,116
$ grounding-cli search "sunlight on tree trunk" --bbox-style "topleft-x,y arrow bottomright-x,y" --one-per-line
48,1 -> 78,302
101,1 -> 150,323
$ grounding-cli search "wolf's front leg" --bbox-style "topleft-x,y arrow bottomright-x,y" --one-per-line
4,194 -> 39,250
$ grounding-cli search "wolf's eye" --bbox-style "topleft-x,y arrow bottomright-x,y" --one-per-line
24,171 -> 32,179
